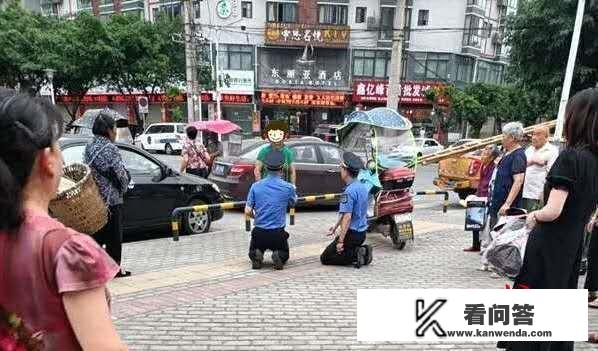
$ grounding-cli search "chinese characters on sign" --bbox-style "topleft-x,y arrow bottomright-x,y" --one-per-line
219,70 -> 255,93
260,91 -> 347,107
221,94 -> 252,104
265,23 -> 350,48
464,304 -> 535,326
269,67 -> 344,88
352,80 -> 446,104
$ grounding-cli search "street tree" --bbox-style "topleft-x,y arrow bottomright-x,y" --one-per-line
0,2 -> 51,94
43,13 -> 114,123
506,0 -> 598,116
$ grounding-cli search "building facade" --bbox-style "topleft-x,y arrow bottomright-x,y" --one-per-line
30,0 -> 518,136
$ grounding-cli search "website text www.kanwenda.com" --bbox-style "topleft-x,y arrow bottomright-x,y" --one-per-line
446,329 -> 553,338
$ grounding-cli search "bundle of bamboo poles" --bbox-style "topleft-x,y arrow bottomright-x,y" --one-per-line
417,120 -> 557,166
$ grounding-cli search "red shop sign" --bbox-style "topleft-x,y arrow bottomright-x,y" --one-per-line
352,80 -> 445,105
56,92 -> 214,104
260,90 -> 347,107
221,94 -> 252,104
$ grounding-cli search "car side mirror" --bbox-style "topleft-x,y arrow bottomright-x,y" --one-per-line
151,167 -> 165,182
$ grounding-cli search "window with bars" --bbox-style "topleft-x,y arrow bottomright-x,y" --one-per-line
417,9 -> 429,26
218,44 -> 253,71
352,50 -> 391,78
411,52 -> 450,81
355,7 -> 367,23
379,7 -> 394,40
463,15 -> 482,48
266,2 -> 297,23
456,55 -> 474,82
242,1 -> 252,18
318,4 -> 348,25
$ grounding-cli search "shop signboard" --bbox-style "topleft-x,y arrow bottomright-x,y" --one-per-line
219,70 -> 255,94
258,48 -> 350,91
56,92 -> 214,104
265,23 -> 350,48
260,90 -> 347,108
221,94 -> 252,104
352,80 -> 446,105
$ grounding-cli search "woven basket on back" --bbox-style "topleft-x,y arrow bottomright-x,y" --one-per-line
50,163 -> 108,235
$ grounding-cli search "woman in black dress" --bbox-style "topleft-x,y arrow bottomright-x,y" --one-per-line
500,88 -> 598,351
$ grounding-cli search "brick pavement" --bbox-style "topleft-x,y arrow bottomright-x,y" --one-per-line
112,206 -> 598,350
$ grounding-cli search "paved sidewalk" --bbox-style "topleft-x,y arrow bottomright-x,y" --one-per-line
112,206 -> 598,350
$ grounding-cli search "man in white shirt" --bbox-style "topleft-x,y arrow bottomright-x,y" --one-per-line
522,126 -> 559,211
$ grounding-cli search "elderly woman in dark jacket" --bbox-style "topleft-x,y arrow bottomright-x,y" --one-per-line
84,112 -> 131,277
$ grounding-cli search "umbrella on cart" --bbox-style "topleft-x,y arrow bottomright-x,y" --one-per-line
188,120 -> 241,135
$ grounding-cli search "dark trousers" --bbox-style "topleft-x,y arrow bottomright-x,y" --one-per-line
585,226 -> 598,292
249,227 -> 290,263
472,230 -> 480,249
95,204 -> 123,266
320,230 -> 366,266
187,167 -> 209,178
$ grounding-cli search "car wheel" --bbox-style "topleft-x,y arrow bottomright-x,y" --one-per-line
183,199 -> 211,234
165,143 -> 174,155
417,152 -> 423,158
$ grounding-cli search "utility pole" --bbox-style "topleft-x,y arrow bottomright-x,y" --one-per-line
555,0 -> 585,141
386,0 -> 406,112
183,0 -> 200,122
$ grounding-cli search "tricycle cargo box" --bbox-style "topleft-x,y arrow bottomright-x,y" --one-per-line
379,167 -> 415,190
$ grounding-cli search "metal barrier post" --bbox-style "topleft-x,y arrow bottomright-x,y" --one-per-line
245,213 -> 251,232
171,215 -> 180,242
289,207 -> 296,225
415,190 -> 449,213
443,192 -> 449,213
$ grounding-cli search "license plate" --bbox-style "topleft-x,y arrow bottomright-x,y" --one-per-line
394,214 -> 412,224
213,164 -> 225,175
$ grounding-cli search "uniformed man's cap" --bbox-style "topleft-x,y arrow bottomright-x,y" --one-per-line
264,149 -> 284,170
341,151 -> 364,171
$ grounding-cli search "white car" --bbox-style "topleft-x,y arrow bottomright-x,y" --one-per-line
414,138 -> 444,157
136,123 -> 186,155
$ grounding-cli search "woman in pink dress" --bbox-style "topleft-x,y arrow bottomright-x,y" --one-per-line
0,90 -> 128,350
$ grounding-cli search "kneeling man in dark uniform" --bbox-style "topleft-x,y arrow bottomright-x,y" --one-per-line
245,149 -> 297,270
321,152 -> 372,268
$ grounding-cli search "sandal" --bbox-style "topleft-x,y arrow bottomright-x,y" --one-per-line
588,299 -> 598,309
588,332 -> 598,343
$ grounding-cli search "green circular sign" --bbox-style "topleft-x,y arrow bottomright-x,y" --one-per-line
216,0 -> 232,18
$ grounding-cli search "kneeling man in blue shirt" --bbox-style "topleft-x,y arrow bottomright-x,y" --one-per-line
245,149 -> 297,270
321,152 -> 372,268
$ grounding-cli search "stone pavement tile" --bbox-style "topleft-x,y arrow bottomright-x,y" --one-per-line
115,227 -> 598,350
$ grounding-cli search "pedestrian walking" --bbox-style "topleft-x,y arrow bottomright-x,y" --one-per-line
180,126 -> 211,178
522,126 -> 559,211
464,145 -> 500,252
320,152 -> 372,268
85,111 -> 132,278
245,149 -> 297,270
0,91 -> 127,350
254,121 -> 296,185
498,88 -> 598,351
489,122 -> 527,228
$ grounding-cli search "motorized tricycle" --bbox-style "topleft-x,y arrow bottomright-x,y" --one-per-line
337,108 -> 417,250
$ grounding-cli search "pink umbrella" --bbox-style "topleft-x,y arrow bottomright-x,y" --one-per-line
188,120 -> 241,135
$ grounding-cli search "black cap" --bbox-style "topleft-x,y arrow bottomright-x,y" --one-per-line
341,151 -> 364,171
264,149 -> 284,171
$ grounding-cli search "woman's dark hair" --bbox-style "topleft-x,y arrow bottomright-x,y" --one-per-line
0,90 -> 64,232
342,166 -> 359,178
565,88 -> 598,153
186,126 -> 198,140
92,111 -> 115,138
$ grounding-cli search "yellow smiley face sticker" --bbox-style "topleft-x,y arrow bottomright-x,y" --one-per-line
267,129 -> 285,143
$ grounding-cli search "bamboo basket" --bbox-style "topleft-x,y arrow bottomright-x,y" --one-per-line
50,163 -> 108,235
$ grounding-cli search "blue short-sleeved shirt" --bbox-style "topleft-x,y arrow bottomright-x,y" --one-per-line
246,175 -> 297,230
490,147 -> 527,215
339,179 -> 369,233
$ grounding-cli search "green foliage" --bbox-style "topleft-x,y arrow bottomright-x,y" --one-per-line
171,106 -> 184,123
505,0 -> 598,117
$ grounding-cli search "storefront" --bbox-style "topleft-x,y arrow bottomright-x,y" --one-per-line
258,23 -> 352,135
214,70 -> 255,138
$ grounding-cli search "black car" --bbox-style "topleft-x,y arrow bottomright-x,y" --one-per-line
59,136 -> 223,239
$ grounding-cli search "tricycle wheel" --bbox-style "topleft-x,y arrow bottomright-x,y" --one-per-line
392,237 -> 407,250
389,220 -> 407,250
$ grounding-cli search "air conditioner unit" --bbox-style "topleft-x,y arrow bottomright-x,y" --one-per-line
492,32 -> 503,45
366,16 -> 379,30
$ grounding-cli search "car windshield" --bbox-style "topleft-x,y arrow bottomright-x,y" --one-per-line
340,124 -> 416,156
415,139 -> 424,147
